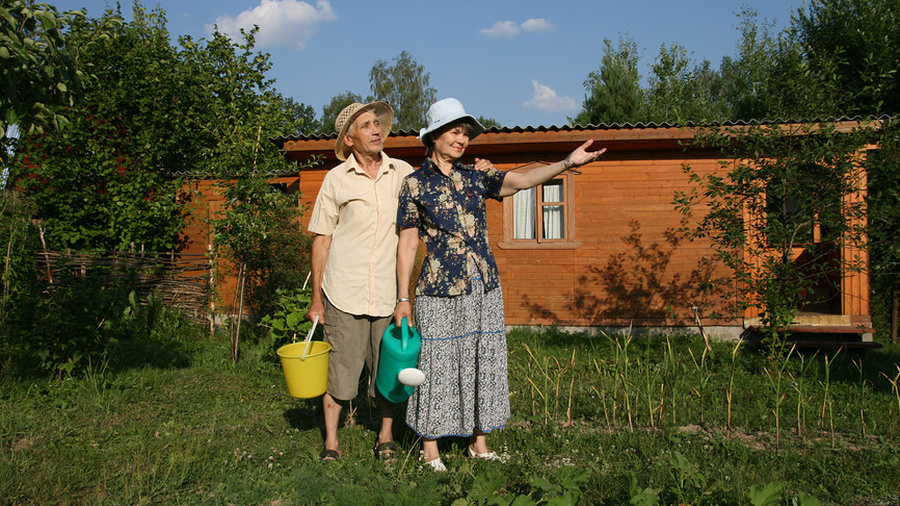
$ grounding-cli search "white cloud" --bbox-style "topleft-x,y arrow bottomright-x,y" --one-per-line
521,18 -> 553,33
522,79 -> 578,114
480,18 -> 553,38
208,0 -> 337,51
480,20 -> 519,38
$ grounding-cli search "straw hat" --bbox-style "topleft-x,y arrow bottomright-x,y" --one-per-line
334,101 -> 394,161
419,98 -> 484,147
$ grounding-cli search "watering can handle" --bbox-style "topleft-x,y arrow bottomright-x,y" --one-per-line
300,315 -> 319,360
401,317 -> 409,352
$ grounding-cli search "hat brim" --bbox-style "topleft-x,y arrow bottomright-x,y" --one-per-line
419,115 -> 485,147
335,101 -> 394,161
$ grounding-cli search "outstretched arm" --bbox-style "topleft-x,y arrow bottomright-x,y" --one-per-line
498,140 -> 606,197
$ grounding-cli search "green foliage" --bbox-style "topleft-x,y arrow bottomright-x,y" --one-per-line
210,171 -> 313,313
719,8 -> 798,121
867,119 -> 900,337
4,328 -> 900,504
8,3 -> 315,253
478,115 -> 502,129
321,51 -> 439,133
176,25 -> 316,299
9,5 -> 188,251
793,0 -> 900,116
575,0 -> 900,124
189,26 -> 318,358
747,482 -> 784,506
320,90 -> 363,134
368,50 -> 437,131
0,1 -> 88,162
674,122 -> 872,340
177,28 -> 302,178
646,43 -> 723,124
0,189 -> 37,323
2,247 -> 201,377
12,115 -> 188,251
7,266 -> 130,375
279,95 -> 320,135
572,37 -> 645,126
258,286 -> 314,350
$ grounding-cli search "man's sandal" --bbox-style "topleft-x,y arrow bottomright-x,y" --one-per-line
319,449 -> 340,463
373,442 -> 398,462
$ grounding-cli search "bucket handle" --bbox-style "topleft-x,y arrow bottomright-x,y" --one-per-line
300,315 -> 319,360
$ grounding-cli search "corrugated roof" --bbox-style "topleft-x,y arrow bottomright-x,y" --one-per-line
168,115 -> 894,177
269,114 -> 891,146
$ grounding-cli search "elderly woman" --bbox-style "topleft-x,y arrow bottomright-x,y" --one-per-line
393,98 -> 605,471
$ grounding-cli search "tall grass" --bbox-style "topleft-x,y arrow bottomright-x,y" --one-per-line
2,324 -> 900,505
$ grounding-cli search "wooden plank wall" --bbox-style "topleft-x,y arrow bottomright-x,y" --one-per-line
212,126 -> 875,330
488,149 -> 738,328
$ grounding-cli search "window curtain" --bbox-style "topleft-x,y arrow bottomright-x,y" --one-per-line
542,181 -> 564,239
513,187 -> 535,239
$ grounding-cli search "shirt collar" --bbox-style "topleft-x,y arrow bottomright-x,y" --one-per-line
345,152 -> 393,176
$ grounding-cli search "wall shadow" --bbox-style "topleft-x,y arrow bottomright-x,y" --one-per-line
520,219 -> 730,326
573,220 -> 729,325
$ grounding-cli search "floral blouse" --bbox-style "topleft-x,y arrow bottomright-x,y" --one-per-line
398,158 -> 507,297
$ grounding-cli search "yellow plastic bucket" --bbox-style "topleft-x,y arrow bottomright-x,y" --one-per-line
277,341 -> 331,399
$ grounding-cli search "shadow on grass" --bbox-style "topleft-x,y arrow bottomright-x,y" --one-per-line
108,336 -> 194,371
283,402 -> 322,432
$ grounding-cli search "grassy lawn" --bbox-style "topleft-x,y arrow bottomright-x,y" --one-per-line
2,326 -> 899,505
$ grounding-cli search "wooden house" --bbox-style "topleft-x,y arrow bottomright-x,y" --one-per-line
193,123 -> 874,343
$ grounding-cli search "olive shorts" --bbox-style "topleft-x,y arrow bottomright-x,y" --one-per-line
323,297 -> 392,401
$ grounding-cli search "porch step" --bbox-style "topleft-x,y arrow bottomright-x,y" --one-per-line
746,325 -> 882,351
783,340 -> 882,350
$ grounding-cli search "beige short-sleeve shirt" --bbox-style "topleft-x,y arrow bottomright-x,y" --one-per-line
307,153 -> 414,317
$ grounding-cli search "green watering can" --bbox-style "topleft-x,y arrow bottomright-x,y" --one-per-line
376,317 -> 424,403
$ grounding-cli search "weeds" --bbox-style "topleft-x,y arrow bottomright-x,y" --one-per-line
2,326 -> 899,505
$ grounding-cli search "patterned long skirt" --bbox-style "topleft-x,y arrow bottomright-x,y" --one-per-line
405,277 -> 510,438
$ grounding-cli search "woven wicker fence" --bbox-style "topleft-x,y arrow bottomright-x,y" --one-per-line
35,250 -> 212,322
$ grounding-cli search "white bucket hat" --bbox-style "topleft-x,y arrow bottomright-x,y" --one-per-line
419,98 -> 485,147
334,101 -> 394,161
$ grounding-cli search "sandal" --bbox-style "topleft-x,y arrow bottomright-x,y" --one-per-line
319,449 -> 340,463
374,442 -> 398,462
422,456 -> 447,472
467,445 -> 501,461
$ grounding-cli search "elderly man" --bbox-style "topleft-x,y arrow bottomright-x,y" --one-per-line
306,101 -> 413,463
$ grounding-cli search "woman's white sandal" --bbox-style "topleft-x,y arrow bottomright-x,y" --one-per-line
422,456 -> 447,472
467,446 -> 501,460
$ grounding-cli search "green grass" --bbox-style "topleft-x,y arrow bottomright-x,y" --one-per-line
2,325 -> 900,505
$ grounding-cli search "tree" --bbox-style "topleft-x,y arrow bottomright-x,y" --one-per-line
718,8 -> 790,121
320,90 -> 362,134
867,120 -> 900,341
674,121 -> 871,349
0,1 -> 90,162
792,0 -> 900,116
179,27 -> 317,360
477,116 -> 501,129
11,4 -> 187,251
572,37 -> 645,125
281,96 -> 320,135
10,3 -> 315,253
368,50 -> 436,131
646,43 -> 723,124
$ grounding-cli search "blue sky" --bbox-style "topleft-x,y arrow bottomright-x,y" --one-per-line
58,0 -> 803,130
